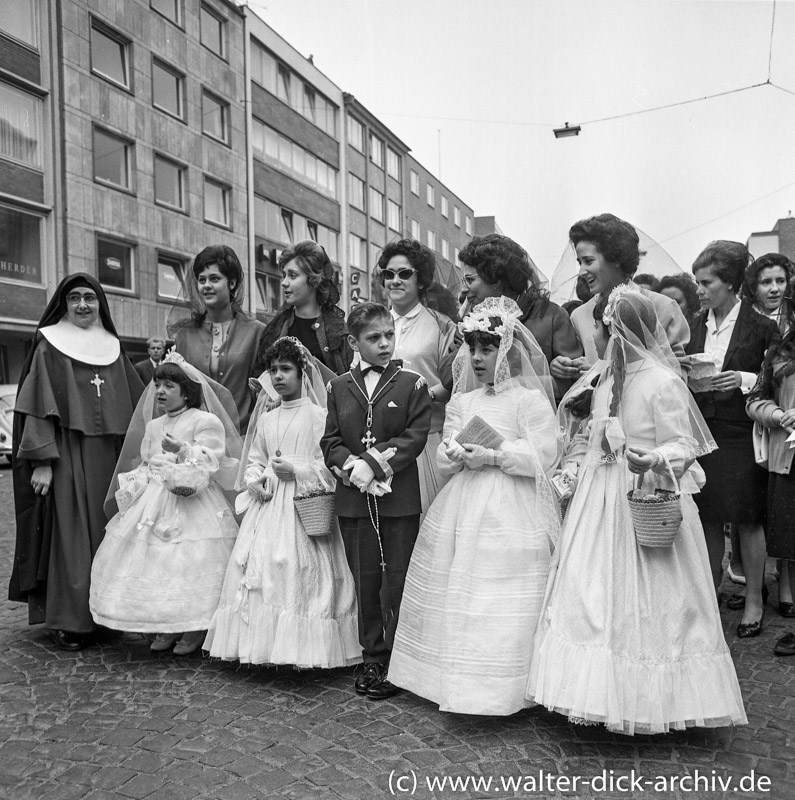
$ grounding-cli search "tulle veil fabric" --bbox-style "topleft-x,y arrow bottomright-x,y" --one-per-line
103,351 -> 243,516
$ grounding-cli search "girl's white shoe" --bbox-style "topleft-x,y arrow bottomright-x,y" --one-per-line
150,633 -> 181,652
173,631 -> 205,656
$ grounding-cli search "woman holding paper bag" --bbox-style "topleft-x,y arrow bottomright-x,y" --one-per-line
388,296 -> 560,715
685,241 -> 778,637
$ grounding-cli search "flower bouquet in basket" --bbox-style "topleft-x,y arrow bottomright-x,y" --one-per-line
162,461 -> 210,497
626,456 -> 682,548
293,473 -> 336,537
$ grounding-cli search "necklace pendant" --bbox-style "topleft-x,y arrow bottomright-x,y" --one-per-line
275,449 -> 281,457
361,429 -> 377,448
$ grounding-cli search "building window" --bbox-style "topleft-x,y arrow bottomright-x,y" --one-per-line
386,147 -> 400,180
347,116 -> 364,152
0,0 -> 39,48
427,230 -> 436,252
251,40 -> 277,93
152,59 -> 184,119
454,206 -> 461,227
151,0 -> 180,25
200,3 -> 226,58
202,90 -> 229,143
93,128 -> 132,190
387,200 -> 401,232
410,170 -> 419,195
441,196 -> 449,218
91,19 -> 131,89
426,183 -> 435,208
349,233 -> 365,269
369,133 -> 384,168
465,215 -> 473,236
154,155 -> 185,210
0,203 -> 43,285
97,236 -> 134,292
349,173 -> 365,211
369,187 -> 384,223
410,219 -> 420,240
454,247 -> 460,264
204,177 -> 230,227
157,254 -> 187,299
0,83 -> 41,168
255,271 -> 282,314
441,239 -> 449,261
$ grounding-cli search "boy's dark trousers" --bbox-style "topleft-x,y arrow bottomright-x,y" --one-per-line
338,514 -> 420,665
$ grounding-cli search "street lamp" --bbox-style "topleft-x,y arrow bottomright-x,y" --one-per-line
553,123 -> 581,139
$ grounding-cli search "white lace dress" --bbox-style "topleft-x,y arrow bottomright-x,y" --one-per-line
389,385 -> 559,715
90,409 -> 238,632
527,362 -> 747,734
204,398 -> 361,668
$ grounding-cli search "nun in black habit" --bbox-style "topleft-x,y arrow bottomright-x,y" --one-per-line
8,273 -> 144,650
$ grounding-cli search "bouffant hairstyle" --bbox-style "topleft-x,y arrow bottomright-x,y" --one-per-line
457,234 -> 534,298
742,252 -> 795,305
261,337 -> 306,377
691,240 -> 750,293
658,274 -> 700,318
278,240 -> 340,309
153,362 -> 203,409
569,213 -> 640,277
192,245 -> 245,311
346,302 -> 393,339
376,239 -> 436,300
633,273 -> 660,292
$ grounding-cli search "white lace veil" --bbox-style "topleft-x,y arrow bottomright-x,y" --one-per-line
453,295 -> 562,544
453,295 -> 556,408
236,337 -> 328,490
103,351 -> 243,516
558,286 -> 717,458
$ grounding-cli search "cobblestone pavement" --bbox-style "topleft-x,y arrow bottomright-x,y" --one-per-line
1,465 -> 794,800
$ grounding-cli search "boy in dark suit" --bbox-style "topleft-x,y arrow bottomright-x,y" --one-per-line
321,303 -> 432,700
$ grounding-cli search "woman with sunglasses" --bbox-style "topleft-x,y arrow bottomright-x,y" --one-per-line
253,241 -> 352,384
378,239 -> 460,512
459,233 -> 583,400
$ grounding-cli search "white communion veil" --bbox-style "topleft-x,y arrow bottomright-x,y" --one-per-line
103,351 -> 243,516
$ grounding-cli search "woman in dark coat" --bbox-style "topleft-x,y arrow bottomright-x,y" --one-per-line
9,274 -> 144,650
253,241 -> 352,382
686,241 -> 778,638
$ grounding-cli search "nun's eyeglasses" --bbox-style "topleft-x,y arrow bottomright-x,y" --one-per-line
66,292 -> 99,304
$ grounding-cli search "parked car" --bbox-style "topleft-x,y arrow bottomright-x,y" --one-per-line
0,384 -> 17,463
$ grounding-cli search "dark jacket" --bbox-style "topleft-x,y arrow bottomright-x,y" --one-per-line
255,305 -> 353,378
133,358 -> 156,384
686,300 -> 779,425
321,362 -> 432,518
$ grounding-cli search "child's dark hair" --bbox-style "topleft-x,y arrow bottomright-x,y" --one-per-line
565,375 -> 599,419
463,319 -> 502,350
347,302 -> 392,339
154,362 -> 203,409
262,337 -> 306,377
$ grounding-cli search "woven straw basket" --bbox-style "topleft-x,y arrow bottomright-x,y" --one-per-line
627,457 -> 682,548
294,492 -> 335,537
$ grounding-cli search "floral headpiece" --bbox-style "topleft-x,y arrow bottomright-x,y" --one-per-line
458,296 -> 521,338
273,336 -> 310,369
602,283 -> 641,328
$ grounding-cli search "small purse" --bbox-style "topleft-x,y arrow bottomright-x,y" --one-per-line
752,421 -> 769,468
627,455 -> 682,548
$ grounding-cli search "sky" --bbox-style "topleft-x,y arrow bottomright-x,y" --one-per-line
245,0 -> 795,297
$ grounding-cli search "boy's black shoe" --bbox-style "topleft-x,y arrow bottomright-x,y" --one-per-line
365,676 -> 401,700
354,662 -> 385,694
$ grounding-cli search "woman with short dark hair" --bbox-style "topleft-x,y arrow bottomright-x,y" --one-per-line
171,244 -> 264,432
459,233 -> 583,399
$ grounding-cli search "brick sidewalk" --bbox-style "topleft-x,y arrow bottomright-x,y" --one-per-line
1,467 -> 794,799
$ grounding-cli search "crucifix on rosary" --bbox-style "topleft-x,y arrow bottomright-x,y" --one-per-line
90,373 -> 104,397
361,401 -> 376,447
